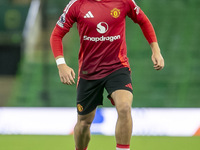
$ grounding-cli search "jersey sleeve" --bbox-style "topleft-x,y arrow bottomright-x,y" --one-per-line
50,0 -> 79,58
126,0 -> 157,44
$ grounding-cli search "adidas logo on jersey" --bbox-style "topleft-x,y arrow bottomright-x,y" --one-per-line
84,11 -> 94,18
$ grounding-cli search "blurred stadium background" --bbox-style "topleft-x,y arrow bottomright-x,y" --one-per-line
0,0 -> 200,149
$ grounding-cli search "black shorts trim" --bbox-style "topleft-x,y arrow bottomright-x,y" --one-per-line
76,67 -> 133,115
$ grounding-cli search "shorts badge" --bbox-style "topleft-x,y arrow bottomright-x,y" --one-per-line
111,8 -> 120,18
77,104 -> 83,112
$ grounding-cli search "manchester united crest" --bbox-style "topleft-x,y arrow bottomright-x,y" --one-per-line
111,8 -> 120,18
77,104 -> 83,112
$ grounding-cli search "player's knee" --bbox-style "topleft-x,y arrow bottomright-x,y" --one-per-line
78,119 -> 92,132
117,102 -> 132,118
81,119 -> 92,127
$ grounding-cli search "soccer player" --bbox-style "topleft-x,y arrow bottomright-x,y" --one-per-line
50,0 -> 164,149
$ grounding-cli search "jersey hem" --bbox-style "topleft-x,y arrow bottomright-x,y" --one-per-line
79,66 -> 130,80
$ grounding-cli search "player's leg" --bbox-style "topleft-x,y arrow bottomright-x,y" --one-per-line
105,67 -> 133,150
75,78 -> 105,150
74,109 -> 96,150
111,90 -> 133,149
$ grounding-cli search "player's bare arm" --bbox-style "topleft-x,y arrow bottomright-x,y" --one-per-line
56,56 -> 75,85
150,42 -> 164,70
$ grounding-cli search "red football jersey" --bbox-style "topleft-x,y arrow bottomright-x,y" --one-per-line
50,0 -> 157,80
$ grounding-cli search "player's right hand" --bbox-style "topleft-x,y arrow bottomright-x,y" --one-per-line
57,64 -> 76,85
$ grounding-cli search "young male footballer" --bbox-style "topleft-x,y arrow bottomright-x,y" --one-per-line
50,0 -> 164,149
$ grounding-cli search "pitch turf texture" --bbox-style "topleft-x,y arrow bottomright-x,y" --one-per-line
0,135 -> 200,150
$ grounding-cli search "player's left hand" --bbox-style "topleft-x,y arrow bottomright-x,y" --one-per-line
151,52 -> 164,70
150,42 -> 164,70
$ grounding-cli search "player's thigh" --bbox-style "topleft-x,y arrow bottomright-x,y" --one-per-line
77,108 -> 97,125
111,89 -> 133,108
77,78 -> 104,115
105,67 -> 133,106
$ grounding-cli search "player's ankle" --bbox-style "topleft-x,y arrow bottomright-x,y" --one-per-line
116,144 -> 130,150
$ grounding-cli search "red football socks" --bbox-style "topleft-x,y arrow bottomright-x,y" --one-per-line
75,147 -> 87,150
116,144 -> 130,150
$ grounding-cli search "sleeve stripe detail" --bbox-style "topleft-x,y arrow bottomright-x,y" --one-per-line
64,0 -> 78,14
131,0 -> 140,15
131,0 -> 137,5
57,0 -> 78,28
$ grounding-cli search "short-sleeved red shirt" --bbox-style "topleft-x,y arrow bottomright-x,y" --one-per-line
50,0 -> 157,80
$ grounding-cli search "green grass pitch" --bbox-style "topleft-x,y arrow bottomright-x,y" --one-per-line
0,135 -> 200,150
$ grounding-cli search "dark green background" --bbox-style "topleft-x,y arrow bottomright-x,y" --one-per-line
7,0 -> 200,107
